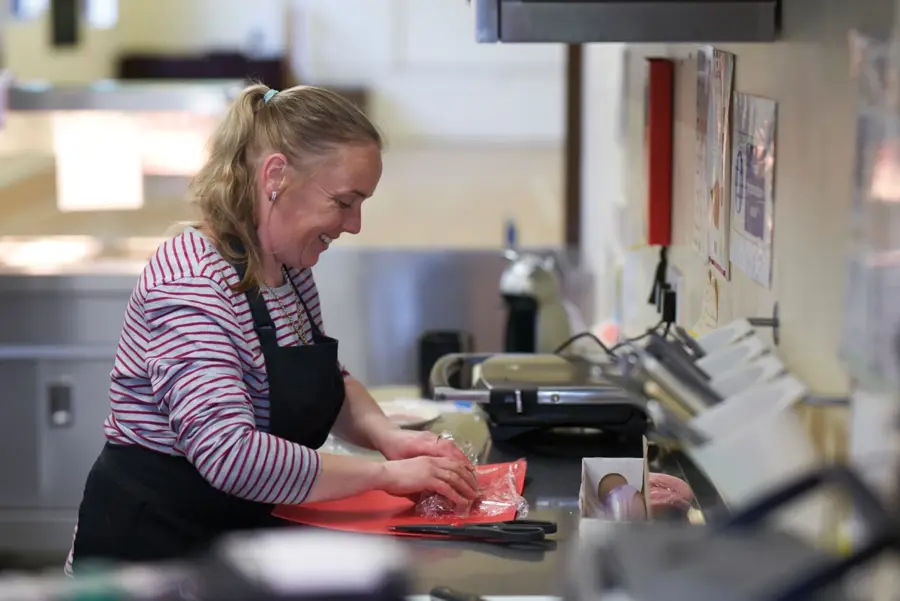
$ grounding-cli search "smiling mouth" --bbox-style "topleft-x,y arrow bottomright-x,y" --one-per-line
319,234 -> 334,245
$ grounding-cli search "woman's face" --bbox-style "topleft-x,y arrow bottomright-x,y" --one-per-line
258,142 -> 382,269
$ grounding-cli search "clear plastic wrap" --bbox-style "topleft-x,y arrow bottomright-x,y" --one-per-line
600,483 -> 648,522
414,431 -> 528,519
318,434 -> 380,458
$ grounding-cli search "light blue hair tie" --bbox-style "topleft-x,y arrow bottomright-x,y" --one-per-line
263,89 -> 279,104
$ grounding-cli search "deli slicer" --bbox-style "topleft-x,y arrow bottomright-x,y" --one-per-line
429,352 -> 648,442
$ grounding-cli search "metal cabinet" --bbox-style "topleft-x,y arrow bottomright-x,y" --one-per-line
37,355 -> 117,508
0,249 -> 589,555
0,348 -> 116,553
0,360 -> 42,508
0,274 -> 128,555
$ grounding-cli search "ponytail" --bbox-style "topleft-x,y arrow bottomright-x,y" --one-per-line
188,82 -> 382,291
188,84 -> 269,291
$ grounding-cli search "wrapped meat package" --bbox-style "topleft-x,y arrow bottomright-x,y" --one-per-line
648,472 -> 695,519
415,431 -> 529,519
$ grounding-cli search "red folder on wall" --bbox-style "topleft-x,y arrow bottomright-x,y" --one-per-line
274,459 -> 527,535
646,58 -> 675,246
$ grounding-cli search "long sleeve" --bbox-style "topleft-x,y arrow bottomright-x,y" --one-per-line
143,277 -> 320,504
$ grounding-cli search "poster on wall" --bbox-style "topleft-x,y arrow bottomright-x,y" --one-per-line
729,93 -> 778,288
704,47 -> 736,278
691,49 -> 711,256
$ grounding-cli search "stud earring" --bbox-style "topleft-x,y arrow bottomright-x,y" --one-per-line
270,191 -> 277,202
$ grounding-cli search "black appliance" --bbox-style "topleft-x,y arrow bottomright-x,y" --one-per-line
418,330 -> 473,398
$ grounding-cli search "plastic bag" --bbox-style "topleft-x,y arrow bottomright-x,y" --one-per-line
414,431 -> 528,519
319,434 -> 369,456
600,483 -> 648,522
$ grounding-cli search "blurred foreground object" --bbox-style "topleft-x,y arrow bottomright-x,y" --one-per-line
0,529 -> 410,601
566,465 -> 898,601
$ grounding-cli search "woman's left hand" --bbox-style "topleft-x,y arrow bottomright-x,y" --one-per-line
378,429 -> 476,470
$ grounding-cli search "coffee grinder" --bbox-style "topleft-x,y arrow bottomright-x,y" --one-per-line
500,243 -> 578,354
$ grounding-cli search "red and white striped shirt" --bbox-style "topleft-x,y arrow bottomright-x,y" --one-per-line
67,227 -> 346,574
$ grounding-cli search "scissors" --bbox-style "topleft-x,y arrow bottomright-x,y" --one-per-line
390,519 -> 557,544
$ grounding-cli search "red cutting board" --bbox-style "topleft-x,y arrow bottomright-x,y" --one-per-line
274,459 -> 527,534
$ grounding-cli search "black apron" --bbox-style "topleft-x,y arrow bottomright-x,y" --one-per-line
71,260 -> 346,570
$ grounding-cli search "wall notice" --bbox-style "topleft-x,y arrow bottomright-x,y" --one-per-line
691,269 -> 720,336
696,47 -> 735,278
691,49 -> 711,256
730,93 -> 778,288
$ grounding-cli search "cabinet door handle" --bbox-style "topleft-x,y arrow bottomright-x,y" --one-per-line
48,381 -> 74,428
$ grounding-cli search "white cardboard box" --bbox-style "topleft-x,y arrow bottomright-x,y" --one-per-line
578,437 -> 650,519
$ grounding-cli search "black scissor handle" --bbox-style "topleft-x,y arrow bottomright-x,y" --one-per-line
391,523 -> 544,543
430,586 -> 486,601
392,525 -> 459,535
492,519 -> 558,534
464,524 -> 546,543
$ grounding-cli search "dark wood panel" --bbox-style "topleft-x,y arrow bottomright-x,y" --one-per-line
118,53 -> 284,87
564,44 -> 584,248
50,0 -> 78,48
116,53 -> 370,114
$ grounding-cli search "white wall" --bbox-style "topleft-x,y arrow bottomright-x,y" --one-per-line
289,0 -> 565,142
0,0 -> 566,247
1,0 -> 566,144
116,0 -> 287,57
579,44 -> 628,328
1,17 -> 118,83
581,0 -> 894,394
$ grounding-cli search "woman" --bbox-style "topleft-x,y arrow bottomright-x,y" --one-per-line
66,84 -> 478,574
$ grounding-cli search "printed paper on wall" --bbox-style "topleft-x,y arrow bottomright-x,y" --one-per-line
729,93 -> 778,288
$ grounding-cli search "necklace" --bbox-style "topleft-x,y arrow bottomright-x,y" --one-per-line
267,266 -> 311,345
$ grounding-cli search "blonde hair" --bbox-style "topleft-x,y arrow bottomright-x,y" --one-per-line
189,83 -> 382,291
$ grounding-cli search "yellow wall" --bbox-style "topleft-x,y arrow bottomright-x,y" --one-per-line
599,1 -> 894,394
0,0 -> 566,143
0,1 -> 566,248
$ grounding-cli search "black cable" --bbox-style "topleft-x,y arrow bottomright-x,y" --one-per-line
647,246 -> 669,307
611,320 -> 665,352
553,331 -> 616,357
555,319 -> 672,358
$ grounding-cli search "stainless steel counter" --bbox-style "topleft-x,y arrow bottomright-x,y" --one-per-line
0,246 -> 580,381
7,80 -> 242,113
0,407 -> 723,594
0,246 -> 592,557
396,415 -> 723,596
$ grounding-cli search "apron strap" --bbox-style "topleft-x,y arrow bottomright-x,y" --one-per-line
227,248 -> 276,333
284,273 -> 323,337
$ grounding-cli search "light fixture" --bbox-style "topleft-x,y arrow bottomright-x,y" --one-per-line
137,112 -> 214,176
0,236 -> 100,272
10,0 -> 49,20
52,111 -> 144,212
84,0 -> 117,29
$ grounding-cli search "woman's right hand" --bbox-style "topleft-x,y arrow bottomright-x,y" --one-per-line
380,456 -> 479,507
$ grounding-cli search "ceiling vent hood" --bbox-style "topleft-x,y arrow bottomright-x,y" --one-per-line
473,0 -> 779,44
